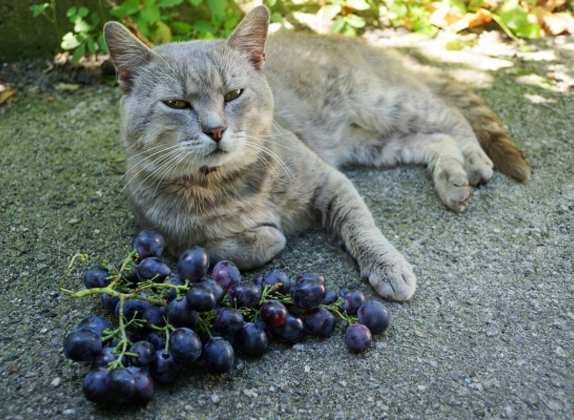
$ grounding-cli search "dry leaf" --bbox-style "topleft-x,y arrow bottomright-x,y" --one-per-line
542,12 -> 574,35
0,82 -> 16,106
55,83 -> 80,92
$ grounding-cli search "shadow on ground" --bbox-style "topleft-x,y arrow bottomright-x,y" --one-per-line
0,33 -> 573,419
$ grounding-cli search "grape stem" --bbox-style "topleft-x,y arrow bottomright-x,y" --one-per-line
109,296 -> 131,369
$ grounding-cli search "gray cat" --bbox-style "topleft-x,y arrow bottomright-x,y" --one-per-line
103,6 -> 529,302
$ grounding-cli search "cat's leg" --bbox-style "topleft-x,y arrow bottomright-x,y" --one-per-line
205,225 -> 286,270
312,166 -> 416,301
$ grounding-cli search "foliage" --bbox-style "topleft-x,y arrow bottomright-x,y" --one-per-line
30,0 -> 574,63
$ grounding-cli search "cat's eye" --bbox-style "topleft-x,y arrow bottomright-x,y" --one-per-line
224,89 -> 244,103
163,99 -> 191,109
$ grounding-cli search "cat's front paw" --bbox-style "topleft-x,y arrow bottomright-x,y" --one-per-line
363,253 -> 417,302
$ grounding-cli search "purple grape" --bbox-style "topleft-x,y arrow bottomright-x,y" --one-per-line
169,327 -> 202,364
230,283 -> 261,307
177,247 -> 209,281
64,329 -> 102,362
204,337 -> 235,373
127,366 -> 154,404
166,296 -> 198,328
260,300 -> 288,328
150,350 -> 178,384
258,270 -> 292,291
143,305 -> 165,328
345,324 -> 372,353
357,300 -> 391,334
93,346 -> 117,368
164,274 -> 184,302
341,290 -> 366,315
186,286 -> 216,312
295,272 -> 325,286
290,281 -> 325,309
133,230 -> 165,259
129,341 -> 155,367
303,308 -> 336,338
146,332 -> 166,351
117,299 -> 151,321
78,315 -> 112,337
213,308 -> 244,338
82,368 -> 111,404
83,267 -> 110,289
212,260 -> 241,290
199,278 -> 224,302
100,294 -> 119,314
236,322 -> 268,357
109,367 -> 137,404
321,289 -> 338,305
136,257 -> 171,282
275,314 -> 305,344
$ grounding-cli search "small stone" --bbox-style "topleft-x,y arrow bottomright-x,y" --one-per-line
40,328 -> 48,334
210,394 -> 220,404
555,346 -> 567,357
62,409 -> 76,416
418,385 -> 427,391
304,365 -> 310,373
243,389 -> 258,398
292,344 -> 305,352
68,218 -> 80,225
50,377 -> 61,387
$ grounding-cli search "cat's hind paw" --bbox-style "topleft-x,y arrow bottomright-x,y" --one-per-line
363,253 -> 417,302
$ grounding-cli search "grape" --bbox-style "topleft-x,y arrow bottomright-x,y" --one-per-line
290,281 -> 325,309
177,247 -> 209,281
129,341 -> 155,367
213,308 -> 244,338
145,332 -> 166,351
204,337 -> 234,373
230,283 -> 261,307
186,286 -> 216,312
142,305 -> 165,328
150,350 -> 178,384
295,272 -> 325,286
236,322 -> 268,357
303,308 -> 336,338
133,230 -> 165,259
78,315 -> 112,336
117,299 -> 151,320
275,314 -> 304,344
166,296 -> 198,328
109,367 -> 137,404
357,300 -> 391,334
344,324 -> 372,353
136,257 -> 171,282
321,289 -> 338,305
199,278 -> 224,302
341,290 -> 366,315
82,368 -> 111,404
164,274 -> 184,302
83,267 -> 110,289
260,300 -> 288,328
127,366 -> 154,403
258,270 -> 292,291
64,329 -> 102,362
93,346 -> 117,368
169,327 -> 202,364
100,294 -> 119,314
212,260 -> 241,290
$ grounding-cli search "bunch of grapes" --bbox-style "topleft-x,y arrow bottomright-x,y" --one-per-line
62,230 -> 392,405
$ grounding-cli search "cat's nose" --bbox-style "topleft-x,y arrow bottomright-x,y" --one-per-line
203,126 -> 226,143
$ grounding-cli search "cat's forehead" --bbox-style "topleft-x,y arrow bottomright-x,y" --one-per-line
152,40 -> 246,94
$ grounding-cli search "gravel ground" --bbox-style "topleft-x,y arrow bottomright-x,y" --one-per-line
1,35 -> 573,420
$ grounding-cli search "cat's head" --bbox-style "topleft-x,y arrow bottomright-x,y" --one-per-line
104,6 -> 273,180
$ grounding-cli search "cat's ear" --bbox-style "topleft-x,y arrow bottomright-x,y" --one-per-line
104,21 -> 154,92
227,6 -> 269,70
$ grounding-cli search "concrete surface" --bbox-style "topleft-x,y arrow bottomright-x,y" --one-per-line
0,34 -> 573,419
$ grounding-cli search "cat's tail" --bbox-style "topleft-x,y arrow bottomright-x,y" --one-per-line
437,82 -> 530,182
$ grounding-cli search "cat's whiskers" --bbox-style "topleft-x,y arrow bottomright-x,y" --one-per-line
124,147 -> 183,194
240,136 -> 292,179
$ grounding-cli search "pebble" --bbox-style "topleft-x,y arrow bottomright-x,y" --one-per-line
210,394 -> 220,404
243,389 -> 258,398
304,365 -> 310,373
50,377 -> 61,387
292,344 -> 305,352
62,409 -> 76,416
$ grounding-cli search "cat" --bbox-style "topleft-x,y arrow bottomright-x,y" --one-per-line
103,6 -> 529,302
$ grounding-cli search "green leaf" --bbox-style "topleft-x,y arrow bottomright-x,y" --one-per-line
141,0 -> 161,23
66,7 -> 77,19
344,0 -> 370,11
270,12 -> 283,23
152,21 -> 172,43
61,32 -> 80,50
77,6 -> 89,18
111,0 -> 141,18
71,44 -> 86,64
86,37 -> 97,54
207,0 -> 226,23
159,0 -> 184,7
192,20 -> 215,34
331,16 -> 346,33
497,4 -> 541,39
74,17 -> 91,34
265,0 -> 277,7
31,3 -> 50,17
98,33 -> 108,53
344,14 -> 366,28
171,21 -> 193,34
447,0 -> 466,14
188,0 -> 203,6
